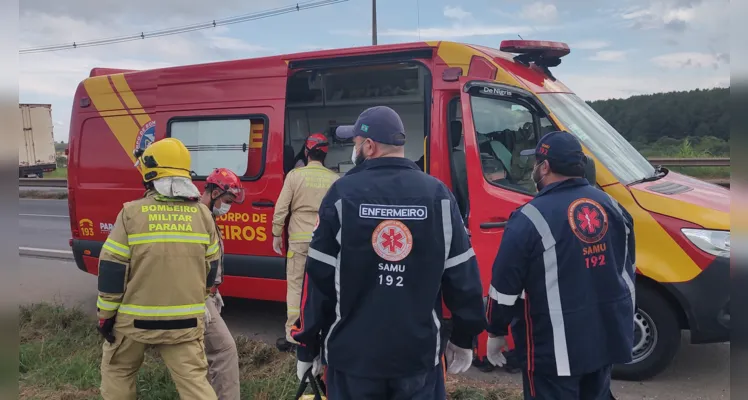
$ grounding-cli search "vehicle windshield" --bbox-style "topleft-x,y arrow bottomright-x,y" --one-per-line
539,93 -> 655,185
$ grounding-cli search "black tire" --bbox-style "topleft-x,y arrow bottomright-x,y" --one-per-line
612,284 -> 681,381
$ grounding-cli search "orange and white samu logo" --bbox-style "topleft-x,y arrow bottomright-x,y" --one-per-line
567,198 -> 609,244
371,220 -> 413,262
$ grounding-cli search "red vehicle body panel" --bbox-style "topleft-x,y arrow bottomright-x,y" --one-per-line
66,40 -> 607,361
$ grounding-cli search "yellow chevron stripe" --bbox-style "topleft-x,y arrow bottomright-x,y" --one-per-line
109,74 -> 152,126
83,74 -> 154,164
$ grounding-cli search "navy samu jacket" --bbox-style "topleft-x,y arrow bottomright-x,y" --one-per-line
292,157 -> 487,379
487,178 -> 636,376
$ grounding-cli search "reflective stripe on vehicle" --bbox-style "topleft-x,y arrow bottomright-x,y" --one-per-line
102,238 -> 130,258
97,296 -> 121,311
118,303 -> 206,317
127,232 -> 210,245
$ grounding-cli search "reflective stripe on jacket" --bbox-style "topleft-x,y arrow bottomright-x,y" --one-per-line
291,157 -> 486,379
487,178 -> 636,376
96,190 -> 222,344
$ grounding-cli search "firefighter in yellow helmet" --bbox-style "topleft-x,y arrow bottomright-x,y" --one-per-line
97,137 -> 221,400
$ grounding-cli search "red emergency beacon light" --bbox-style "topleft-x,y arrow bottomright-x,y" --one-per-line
499,40 -> 571,81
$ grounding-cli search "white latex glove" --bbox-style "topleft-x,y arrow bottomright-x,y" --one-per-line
296,357 -> 322,381
203,303 -> 212,325
273,236 -> 283,256
445,341 -> 473,374
215,291 -> 224,308
487,335 -> 508,367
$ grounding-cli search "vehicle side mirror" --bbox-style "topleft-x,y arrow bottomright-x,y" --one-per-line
584,155 -> 596,186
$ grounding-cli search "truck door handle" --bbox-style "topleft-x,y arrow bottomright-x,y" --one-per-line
252,201 -> 275,208
479,221 -> 507,229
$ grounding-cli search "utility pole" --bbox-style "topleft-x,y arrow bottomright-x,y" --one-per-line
372,0 -> 378,45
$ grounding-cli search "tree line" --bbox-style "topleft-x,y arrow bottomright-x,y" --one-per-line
588,87 -> 729,157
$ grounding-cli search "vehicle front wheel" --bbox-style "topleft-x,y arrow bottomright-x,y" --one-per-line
612,285 -> 681,381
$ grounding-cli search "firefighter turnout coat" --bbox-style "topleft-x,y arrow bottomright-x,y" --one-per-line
96,190 -> 222,344
487,178 -> 636,376
291,157 -> 487,379
272,160 -> 339,243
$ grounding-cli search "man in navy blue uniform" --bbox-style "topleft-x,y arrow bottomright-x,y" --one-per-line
291,106 -> 487,399
485,131 -> 636,400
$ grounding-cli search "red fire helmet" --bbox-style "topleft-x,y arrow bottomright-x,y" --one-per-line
305,133 -> 329,154
206,168 -> 245,204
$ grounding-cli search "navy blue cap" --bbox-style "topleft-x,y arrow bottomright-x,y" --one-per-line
520,131 -> 584,169
335,106 -> 406,146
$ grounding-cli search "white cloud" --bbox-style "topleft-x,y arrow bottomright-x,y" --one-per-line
333,24 -> 542,40
572,40 -> 611,50
19,3 -> 270,141
589,50 -> 628,62
621,0 -> 728,35
651,52 -> 727,69
443,6 -> 471,20
520,2 -> 558,22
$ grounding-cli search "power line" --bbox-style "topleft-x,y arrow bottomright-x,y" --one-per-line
20,0 -> 348,55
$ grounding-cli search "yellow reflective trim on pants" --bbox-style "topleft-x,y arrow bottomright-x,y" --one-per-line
127,232 -> 210,245
103,238 -> 130,258
286,251 -> 295,259
97,297 -> 121,311
118,303 -> 206,317
206,240 -> 220,257
289,232 -> 313,241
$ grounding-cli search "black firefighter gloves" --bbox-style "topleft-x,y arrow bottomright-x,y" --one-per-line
97,315 -> 116,343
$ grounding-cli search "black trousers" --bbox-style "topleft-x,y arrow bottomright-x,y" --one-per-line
325,364 -> 446,400
522,365 -> 616,400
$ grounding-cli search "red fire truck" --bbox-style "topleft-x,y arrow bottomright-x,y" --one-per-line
67,40 -> 729,380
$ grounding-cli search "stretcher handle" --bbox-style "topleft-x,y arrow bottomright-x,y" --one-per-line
294,367 -> 324,400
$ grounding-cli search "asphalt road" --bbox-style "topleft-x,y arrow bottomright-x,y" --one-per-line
19,198 -> 71,251
18,199 -> 730,399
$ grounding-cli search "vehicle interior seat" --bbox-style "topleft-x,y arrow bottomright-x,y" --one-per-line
450,120 -> 469,219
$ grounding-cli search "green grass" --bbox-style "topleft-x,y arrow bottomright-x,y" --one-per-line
19,303 -> 521,400
19,191 -> 67,200
44,168 -> 67,179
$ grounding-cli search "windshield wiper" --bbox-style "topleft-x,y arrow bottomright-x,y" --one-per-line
627,165 -> 667,186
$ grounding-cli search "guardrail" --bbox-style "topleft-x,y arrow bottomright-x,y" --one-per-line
647,157 -> 730,167
19,178 -> 67,187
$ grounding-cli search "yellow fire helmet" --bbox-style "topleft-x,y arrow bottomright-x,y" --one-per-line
134,137 -> 192,182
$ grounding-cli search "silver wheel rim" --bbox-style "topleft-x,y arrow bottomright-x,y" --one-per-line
629,309 -> 657,364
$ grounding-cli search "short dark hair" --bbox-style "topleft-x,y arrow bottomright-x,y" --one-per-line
548,158 -> 585,178
307,148 -> 327,163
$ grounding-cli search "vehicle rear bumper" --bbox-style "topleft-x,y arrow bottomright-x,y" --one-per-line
71,239 -> 101,273
665,256 -> 730,344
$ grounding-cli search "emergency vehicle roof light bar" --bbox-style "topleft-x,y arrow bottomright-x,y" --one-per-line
499,40 -> 570,81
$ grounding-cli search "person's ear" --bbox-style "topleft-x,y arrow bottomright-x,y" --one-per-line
365,139 -> 376,157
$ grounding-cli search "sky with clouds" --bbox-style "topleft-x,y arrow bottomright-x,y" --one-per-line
18,0 -> 730,141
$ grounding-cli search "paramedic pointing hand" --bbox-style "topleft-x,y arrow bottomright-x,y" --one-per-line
272,133 -> 339,352
485,131 -> 636,400
290,106 -> 487,399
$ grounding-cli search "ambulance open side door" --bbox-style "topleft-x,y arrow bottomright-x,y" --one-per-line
459,78 -> 546,362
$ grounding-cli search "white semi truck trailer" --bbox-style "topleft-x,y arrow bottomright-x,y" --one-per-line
19,103 -> 57,178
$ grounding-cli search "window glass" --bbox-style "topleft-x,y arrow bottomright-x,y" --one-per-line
468,96 -> 552,194
170,117 -> 265,178
539,93 -> 655,185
